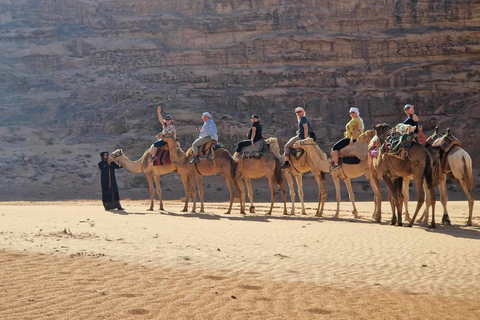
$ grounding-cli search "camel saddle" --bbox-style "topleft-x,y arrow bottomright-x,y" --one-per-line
431,132 -> 462,154
153,145 -> 172,166
381,131 -> 415,160
198,140 -> 219,160
240,140 -> 267,159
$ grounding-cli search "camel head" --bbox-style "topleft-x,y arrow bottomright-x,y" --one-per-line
292,137 -> 316,149
372,123 -> 390,137
358,130 -> 375,144
110,149 -> 124,159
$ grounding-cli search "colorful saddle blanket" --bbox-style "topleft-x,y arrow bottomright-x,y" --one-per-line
153,146 -> 172,166
381,131 -> 415,159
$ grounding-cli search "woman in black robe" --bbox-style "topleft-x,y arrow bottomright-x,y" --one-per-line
98,151 -> 124,210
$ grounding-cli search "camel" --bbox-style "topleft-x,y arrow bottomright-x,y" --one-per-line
286,137 -> 381,219
234,138 -> 287,215
268,137 -> 328,216
370,123 -> 436,228
402,127 -> 475,226
162,135 -> 241,214
110,148 -> 195,212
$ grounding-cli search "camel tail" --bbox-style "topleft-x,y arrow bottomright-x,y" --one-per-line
463,152 -> 474,190
321,172 -> 326,182
424,150 -> 434,189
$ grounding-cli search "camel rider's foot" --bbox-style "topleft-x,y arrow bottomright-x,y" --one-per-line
281,161 -> 291,169
190,155 -> 200,164
150,155 -> 158,162
331,164 -> 341,171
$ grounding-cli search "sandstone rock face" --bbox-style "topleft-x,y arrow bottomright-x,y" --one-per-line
0,0 -> 479,200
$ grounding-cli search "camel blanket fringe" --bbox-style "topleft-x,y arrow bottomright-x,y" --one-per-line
339,141 -> 368,161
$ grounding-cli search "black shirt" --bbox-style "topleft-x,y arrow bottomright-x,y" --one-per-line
403,114 -> 419,133
248,121 -> 263,142
298,116 -> 312,138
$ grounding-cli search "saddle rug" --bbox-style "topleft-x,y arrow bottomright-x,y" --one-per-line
382,131 -> 414,159
153,148 -> 172,166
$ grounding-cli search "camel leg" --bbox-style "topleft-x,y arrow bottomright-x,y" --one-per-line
245,178 -> 255,214
420,182 -> 430,227
457,178 -> 474,226
406,177 -> 426,228
371,175 -> 382,222
365,170 -> 381,222
383,176 -> 398,225
314,173 -> 327,217
221,175 -> 237,215
180,173 -> 194,213
332,171 -> 341,219
154,175 -> 164,211
394,178 -> 404,226
277,169 -> 288,215
402,179 -> 412,222
195,175 -> 205,213
438,175 -> 450,225
343,177 -> 358,218
238,178 -> 246,215
284,171 -> 296,215
144,174 -> 156,211
266,175 -> 278,216
294,175 -> 306,215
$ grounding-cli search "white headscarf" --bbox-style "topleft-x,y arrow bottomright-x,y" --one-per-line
295,107 -> 306,116
349,107 -> 364,131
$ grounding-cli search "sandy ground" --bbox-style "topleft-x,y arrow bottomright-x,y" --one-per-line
1,200 -> 479,319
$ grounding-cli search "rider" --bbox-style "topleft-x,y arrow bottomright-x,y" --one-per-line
233,114 -> 263,160
331,107 -> 364,171
190,112 -> 218,164
281,107 -> 313,169
403,104 -> 426,145
150,105 -> 176,162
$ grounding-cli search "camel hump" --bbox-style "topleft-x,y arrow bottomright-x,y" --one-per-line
339,142 -> 368,161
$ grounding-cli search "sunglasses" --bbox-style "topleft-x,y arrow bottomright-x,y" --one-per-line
296,111 -> 302,114
350,112 -> 356,114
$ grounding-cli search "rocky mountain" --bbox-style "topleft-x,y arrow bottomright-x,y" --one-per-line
0,0 -> 479,201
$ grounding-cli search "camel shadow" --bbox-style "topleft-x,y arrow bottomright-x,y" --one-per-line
422,224 -> 480,240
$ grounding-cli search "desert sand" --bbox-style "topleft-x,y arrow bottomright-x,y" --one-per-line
1,200 -> 479,319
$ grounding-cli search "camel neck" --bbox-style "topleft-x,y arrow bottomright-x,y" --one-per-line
117,156 -> 143,173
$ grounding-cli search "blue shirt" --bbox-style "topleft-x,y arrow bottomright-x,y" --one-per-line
403,115 -> 418,133
199,119 -> 218,141
298,116 -> 312,138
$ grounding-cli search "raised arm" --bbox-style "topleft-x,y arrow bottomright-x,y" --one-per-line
157,105 -> 165,129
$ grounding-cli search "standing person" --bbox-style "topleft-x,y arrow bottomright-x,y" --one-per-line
150,105 -> 176,162
403,104 -> 426,145
331,107 -> 364,171
233,114 -> 263,160
282,107 -> 313,169
98,151 -> 124,210
190,112 -> 218,164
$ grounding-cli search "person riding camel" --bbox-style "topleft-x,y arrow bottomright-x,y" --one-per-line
150,105 -> 176,162
331,107 -> 364,171
282,107 -> 313,169
190,112 -> 218,164
403,104 -> 427,145
233,114 -> 263,160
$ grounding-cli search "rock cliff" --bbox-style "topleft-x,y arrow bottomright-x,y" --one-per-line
0,0 -> 479,200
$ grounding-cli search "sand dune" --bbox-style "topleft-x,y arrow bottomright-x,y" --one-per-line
1,200 -> 479,319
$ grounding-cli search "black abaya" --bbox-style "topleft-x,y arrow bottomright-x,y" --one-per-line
98,156 -> 122,210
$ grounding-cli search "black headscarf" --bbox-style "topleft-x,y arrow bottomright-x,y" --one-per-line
100,151 -> 109,161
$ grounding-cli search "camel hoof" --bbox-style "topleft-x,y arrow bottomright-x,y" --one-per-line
181,209 -> 188,212
428,224 -> 436,229
352,210 -> 358,218
375,218 -> 381,223
315,214 -> 322,218
301,212 -> 308,215
147,208 -> 154,211
224,212 -> 231,215
404,223 -> 413,228
466,221 -> 473,227
396,221 -> 403,227
190,210 -> 196,213
200,210 -> 205,213
266,212 -> 272,216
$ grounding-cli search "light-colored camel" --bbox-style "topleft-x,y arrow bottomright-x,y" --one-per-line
162,135 -> 241,214
289,137 -> 381,219
110,148 -> 195,212
268,137 -> 328,216
371,123 -> 436,228
234,138 -> 287,215
402,128 -> 475,226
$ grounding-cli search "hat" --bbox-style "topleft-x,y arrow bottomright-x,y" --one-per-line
202,112 -> 212,118
349,107 -> 359,114
164,115 -> 173,121
251,114 -> 259,119
404,104 -> 413,110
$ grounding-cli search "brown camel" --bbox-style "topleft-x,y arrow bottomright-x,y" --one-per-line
403,127 -> 475,226
289,137 -> 381,219
268,137 -> 328,216
234,138 -> 287,215
162,135 -> 241,214
371,123 -> 436,228
110,148 -> 195,212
